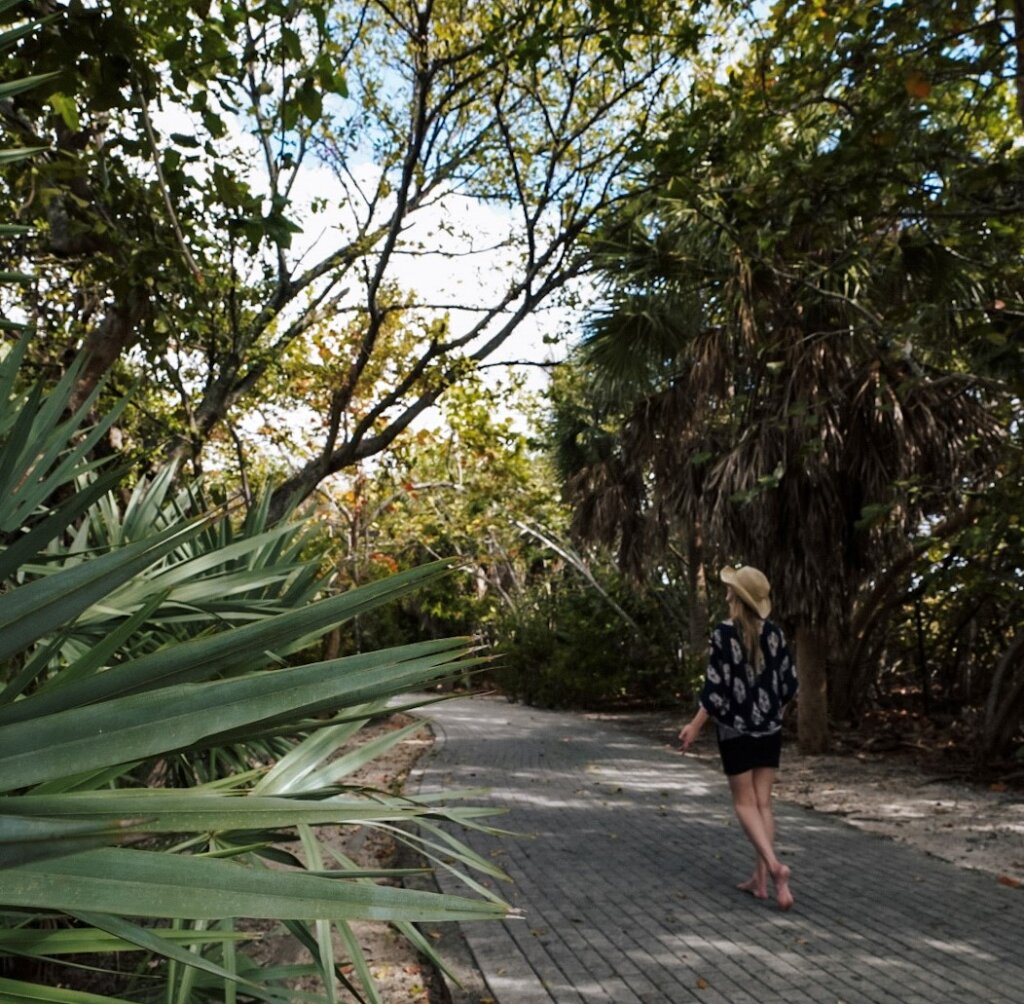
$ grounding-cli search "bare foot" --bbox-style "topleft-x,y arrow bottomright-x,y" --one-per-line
771,863 -> 794,911
737,876 -> 768,899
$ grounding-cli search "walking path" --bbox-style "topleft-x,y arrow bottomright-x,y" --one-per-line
412,695 -> 1024,1004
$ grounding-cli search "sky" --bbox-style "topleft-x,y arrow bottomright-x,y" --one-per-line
155,91 -> 577,419
288,155 -> 574,390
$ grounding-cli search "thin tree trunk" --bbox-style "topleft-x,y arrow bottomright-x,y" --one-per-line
1013,0 -> 1024,126
981,628 -> 1024,762
320,627 -> 341,662
829,639 -> 865,724
796,622 -> 829,753
686,524 -> 707,658
913,594 -> 930,715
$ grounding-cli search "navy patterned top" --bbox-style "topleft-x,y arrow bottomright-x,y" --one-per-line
699,620 -> 798,738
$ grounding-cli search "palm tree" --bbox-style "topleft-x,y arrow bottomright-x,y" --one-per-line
561,19 -> 1016,751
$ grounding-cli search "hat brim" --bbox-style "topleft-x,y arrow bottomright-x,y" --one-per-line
720,566 -> 772,619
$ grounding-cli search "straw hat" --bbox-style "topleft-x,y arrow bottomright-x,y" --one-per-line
720,565 -> 772,618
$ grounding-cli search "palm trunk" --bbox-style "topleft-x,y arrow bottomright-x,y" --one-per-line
686,524 -> 707,657
795,622 -> 829,753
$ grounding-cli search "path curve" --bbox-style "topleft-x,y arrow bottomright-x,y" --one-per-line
413,695 -> 1024,1004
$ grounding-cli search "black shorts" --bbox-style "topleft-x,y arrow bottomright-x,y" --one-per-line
717,730 -> 783,776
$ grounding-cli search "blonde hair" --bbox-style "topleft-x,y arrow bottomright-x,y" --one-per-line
727,588 -> 764,671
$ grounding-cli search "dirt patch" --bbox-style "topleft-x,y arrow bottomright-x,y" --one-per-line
588,707 -> 1024,889
774,751 -> 1024,885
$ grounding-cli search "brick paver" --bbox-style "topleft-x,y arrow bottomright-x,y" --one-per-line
413,695 -> 1024,1003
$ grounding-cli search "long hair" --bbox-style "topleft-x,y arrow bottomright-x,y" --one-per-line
728,590 -> 764,671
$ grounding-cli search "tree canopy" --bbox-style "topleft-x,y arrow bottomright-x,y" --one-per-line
3,0 -> 1022,764
1,0 -> 708,516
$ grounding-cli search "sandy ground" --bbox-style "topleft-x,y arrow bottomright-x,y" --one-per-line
774,751 -> 1024,886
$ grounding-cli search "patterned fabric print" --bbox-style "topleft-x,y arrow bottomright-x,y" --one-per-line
699,620 -> 798,737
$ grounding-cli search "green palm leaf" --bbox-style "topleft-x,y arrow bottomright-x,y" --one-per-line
272,718 -> 430,795
252,706 -> 379,796
71,912 -> 270,997
0,560 -> 455,725
0,977 -> 136,1003
0,924 -> 249,958
0,814 -> 135,868
0,343 -> 507,999
6,789 -> 498,833
5,847 -> 507,922
0,640 -> 474,791
0,520 -> 211,665
0,466 -> 126,583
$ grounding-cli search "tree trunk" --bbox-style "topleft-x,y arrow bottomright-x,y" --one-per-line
795,622 -> 829,753
686,523 -> 707,658
68,287 -> 150,414
1013,0 -> 1024,127
980,628 -> 1024,763
828,648 -> 860,724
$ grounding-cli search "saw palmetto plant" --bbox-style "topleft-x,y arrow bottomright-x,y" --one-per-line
0,335 -> 509,1003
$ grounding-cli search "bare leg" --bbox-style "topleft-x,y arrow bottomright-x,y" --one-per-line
732,768 -> 769,897
737,767 -> 775,898
753,767 -> 793,909
727,770 -> 793,910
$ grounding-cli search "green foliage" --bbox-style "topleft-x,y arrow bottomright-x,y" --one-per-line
306,377 -> 567,646
0,1 -> 55,333
865,449 -> 1024,760
0,341 -> 508,1002
291,373 -> 700,711
493,569 -> 689,708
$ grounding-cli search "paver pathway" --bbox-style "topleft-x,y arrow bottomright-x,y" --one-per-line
413,695 -> 1024,1004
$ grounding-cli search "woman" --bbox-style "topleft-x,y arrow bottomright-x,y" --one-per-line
678,565 -> 799,910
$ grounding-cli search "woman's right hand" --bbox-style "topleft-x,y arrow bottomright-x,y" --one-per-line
678,706 -> 708,750
678,722 -> 700,749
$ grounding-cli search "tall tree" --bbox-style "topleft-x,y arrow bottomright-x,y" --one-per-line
561,0 -> 1021,752
1,0 -> 704,516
